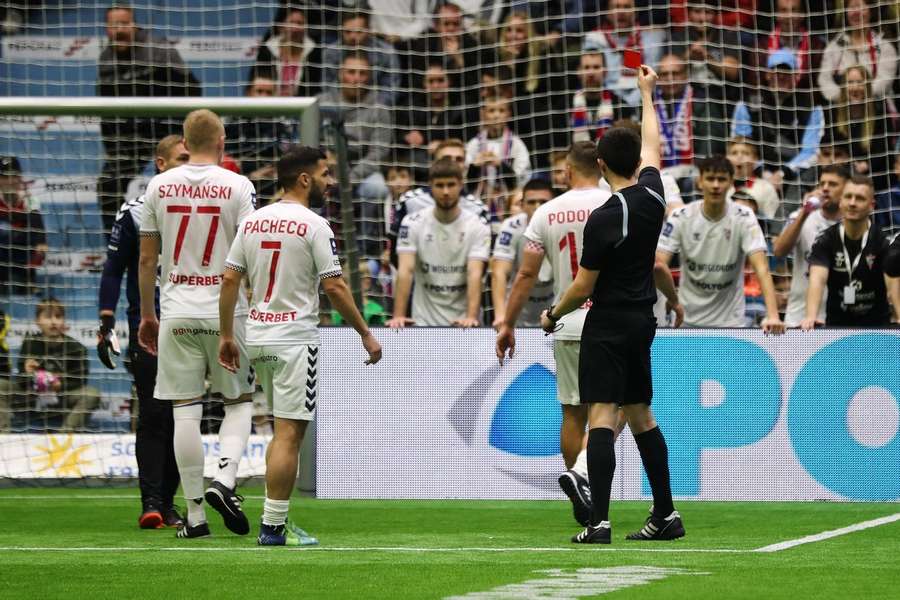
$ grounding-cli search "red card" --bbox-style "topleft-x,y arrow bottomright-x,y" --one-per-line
623,49 -> 642,70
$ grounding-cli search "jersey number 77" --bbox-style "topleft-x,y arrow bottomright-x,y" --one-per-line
167,205 -> 221,266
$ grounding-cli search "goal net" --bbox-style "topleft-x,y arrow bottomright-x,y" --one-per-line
0,0 -> 898,483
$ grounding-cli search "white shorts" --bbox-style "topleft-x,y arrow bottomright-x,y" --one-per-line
249,343 -> 318,421
554,339 -> 581,406
155,317 -> 254,401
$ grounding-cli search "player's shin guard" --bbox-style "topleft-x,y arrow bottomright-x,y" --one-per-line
634,426 -> 675,519
216,400 -> 252,489
587,427 -> 615,525
173,403 -> 206,526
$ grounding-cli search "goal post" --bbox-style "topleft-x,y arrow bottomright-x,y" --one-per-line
0,96 -> 346,489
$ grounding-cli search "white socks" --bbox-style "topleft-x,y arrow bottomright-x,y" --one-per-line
572,448 -> 589,480
173,403 -> 206,526
216,401 -> 252,489
262,498 -> 290,527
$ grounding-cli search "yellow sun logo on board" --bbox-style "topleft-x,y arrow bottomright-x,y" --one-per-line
35,435 -> 91,477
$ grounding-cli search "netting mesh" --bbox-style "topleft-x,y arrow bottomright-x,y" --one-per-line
0,1 -> 897,449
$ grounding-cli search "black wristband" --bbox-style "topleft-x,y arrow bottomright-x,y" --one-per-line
100,314 -> 115,334
546,305 -> 560,323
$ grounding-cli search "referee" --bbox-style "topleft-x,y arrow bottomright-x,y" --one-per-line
541,65 -> 683,544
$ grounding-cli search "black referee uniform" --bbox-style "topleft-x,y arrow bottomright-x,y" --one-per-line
579,166 -> 666,405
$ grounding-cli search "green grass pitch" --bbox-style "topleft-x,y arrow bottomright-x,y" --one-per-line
1,487 -> 898,599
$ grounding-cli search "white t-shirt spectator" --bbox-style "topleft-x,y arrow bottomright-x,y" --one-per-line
783,208 -> 840,327
524,187 -> 611,340
225,201 -> 341,346
141,163 -> 255,320
368,0 -> 432,40
492,212 -> 555,326
658,201 -> 767,327
396,207 -> 491,326
465,130 -> 532,189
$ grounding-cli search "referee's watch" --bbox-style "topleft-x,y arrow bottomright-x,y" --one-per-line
546,305 -> 560,324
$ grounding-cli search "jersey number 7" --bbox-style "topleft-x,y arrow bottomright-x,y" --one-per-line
167,205 -> 221,267
261,240 -> 282,303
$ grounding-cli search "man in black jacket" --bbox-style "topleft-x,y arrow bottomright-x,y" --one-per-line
97,4 -> 201,234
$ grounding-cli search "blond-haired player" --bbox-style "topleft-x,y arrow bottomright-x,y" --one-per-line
139,109 -> 256,539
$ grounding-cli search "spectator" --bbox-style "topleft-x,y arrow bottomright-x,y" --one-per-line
763,0 -> 826,95
395,62 -> 470,175
774,164 -> 848,327
583,0 -> 667,107
656,156 -> 785,330
875,154 -> 900,231
368,0 -> 433,42
653,53 -> 727,177
388,157 -> 492,328
0,309 -> 10,431
827,65 -> 894,192
97,4 -> 201,234
668,0 -> 745,103
490,178 -> 555,329
496,11 -> 568,171
408,2 -> 495,101
725,137 -> 781,220
465,95 -> 532,204
318,50 -> 393,256
254,3 -> 322,98
803,175 -> 900,327
0,156 -> 46,294
818,0 -> 898,103
0,298 -> 100,432
731,49 -> 824,191
225,74 -> 296,205
570,51 -> 634,144
550,150 -> 569,195
322,11 -> 400,106
388,140 -> 489,258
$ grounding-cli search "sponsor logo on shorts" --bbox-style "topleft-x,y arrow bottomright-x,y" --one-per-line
171,327 -> 219,336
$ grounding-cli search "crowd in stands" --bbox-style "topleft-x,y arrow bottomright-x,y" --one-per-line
1,0 -> 900,431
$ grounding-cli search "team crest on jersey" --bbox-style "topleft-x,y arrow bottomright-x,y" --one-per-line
330,238 -> 338,255
866,253 -> 876,270
662,222 -> 673,237
398,225 -> 409,240
499,231 -> 512,246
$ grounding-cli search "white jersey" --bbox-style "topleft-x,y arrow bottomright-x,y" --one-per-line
658,201 -> 767,327
524,187 -> 611,340
784,209 -> 840,327
492,212 -> 555,326
397,207 -> 491,326
225,201 -> 341,346
141,164 -> 256,320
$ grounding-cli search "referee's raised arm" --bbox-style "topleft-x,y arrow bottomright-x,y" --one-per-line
637,65 -> 661,171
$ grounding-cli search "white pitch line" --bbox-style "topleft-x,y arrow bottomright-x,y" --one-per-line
0,495 -> 268,500
0,546 -> 749,554
754,512 -> 900,553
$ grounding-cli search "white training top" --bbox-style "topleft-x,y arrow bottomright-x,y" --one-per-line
225,201 -> 341,346
783,208 -> 840,327
141,163 -> 255,320
396,207 -> 492,326
524,187 -> 611,340
658,200 -> 767,327
492,212 -> 555,327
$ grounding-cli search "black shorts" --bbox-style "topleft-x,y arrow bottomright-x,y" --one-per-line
578,308 -> 656,405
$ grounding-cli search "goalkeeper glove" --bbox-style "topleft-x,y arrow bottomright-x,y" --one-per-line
97,314 -> 120,370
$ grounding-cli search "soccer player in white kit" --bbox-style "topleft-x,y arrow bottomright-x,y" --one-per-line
219,146 -> 382,546
772,164 -> 847,327
138,109 -> 256,539
491,178 -> 555,328
495,141 -> 610,527
656,155 -> 786,333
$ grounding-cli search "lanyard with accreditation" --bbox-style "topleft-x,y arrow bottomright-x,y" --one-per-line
839,223 -> 869,305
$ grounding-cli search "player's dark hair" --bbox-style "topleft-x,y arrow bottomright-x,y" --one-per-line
428,156 -> 463,181
596,127 -> 642,179
820,163 -> 850,180
567,140 -> 602,178
341,10 -> 369,24
522,178 -> 553,195
696,154 -> 735,177
846,173 -> 875,194
277,145 -> 327,191
342,49 -> 370,67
